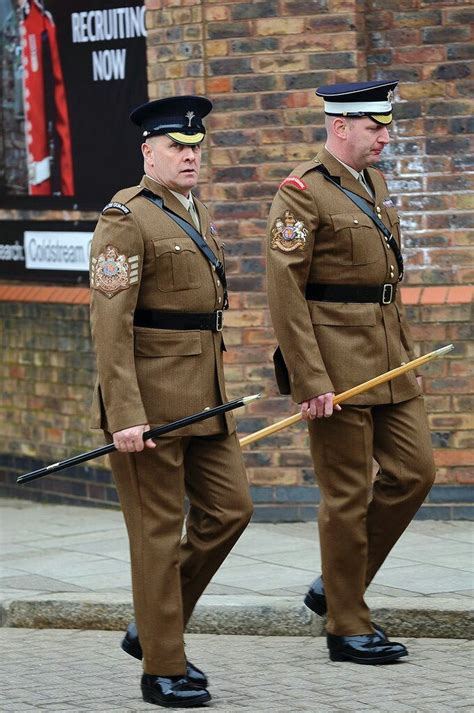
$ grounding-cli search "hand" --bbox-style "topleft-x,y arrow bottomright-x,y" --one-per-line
300,393 -> 342,420
113,424 -> 156,452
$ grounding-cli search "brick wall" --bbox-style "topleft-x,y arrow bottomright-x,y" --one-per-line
0,0 -> 472,518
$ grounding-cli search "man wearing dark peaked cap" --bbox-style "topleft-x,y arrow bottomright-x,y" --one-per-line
266,80 -> 435,664
89,95 -> 253,707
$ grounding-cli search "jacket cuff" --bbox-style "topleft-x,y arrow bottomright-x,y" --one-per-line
106,406 -> 148,434
291,374 -> 335,404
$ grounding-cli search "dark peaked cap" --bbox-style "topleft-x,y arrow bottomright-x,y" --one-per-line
130,95 -> 213,145
316,79 -> 398,125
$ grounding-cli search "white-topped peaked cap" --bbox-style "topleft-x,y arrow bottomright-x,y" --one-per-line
316,79 -> 399,125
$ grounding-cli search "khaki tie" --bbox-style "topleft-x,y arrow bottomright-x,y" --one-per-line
358,171 -> 373,199
187,201 -> 201,232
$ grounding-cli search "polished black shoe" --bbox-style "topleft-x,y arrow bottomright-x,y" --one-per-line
304,576 -> 387,640
304,575 -> 327,615
141,674 -> 211,708
327,632 -> 408,665
122,623 -> 208,688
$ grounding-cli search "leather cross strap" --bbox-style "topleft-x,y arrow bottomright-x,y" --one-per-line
314,165 -> 404,281
141,188 -> 228,308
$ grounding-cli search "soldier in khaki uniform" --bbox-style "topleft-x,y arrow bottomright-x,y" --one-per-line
90,96 -> 253,707
266,81 -> 435,665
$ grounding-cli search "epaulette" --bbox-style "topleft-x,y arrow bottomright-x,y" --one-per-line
101,185 -> 145,214
278,160 -> 318,191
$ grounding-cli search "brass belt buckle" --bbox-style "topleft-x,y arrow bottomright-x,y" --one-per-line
382,284 -> 393,304
215,310 -> 224,331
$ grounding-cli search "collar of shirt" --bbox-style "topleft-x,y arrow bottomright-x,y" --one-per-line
168,188 -> 196,212
143,174 -> 196,211
324,146 -> 361,180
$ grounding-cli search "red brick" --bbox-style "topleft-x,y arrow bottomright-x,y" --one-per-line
207,76 -> 231,93
434,449 -> 474,467
394,46 -> 446,64
447,286 -> 474,304
420,287 -> 448,304
453,468 -> 474,485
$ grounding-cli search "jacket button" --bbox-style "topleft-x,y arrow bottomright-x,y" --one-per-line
175,245 -> 181,251
353,219 -> 359,224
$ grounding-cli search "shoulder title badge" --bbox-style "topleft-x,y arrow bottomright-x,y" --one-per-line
271,210 -> 308,253
90,244 -> 139,298
102,202 -> 130,215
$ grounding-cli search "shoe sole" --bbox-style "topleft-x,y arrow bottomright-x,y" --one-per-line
304,591 -> 327,617
329,649 -> 408,665
142,687 -> 211,708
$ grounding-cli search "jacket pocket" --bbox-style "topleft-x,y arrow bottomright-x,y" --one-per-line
330,212 -> 378,265
133,329 -> 203,422
309,301 -> 376,327
153,239 -> 202,292
134,328 -> 202,357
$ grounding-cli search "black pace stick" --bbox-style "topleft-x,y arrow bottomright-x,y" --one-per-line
17,394 -> 262,485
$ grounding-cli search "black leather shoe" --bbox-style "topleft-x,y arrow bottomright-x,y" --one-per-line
141,674 -> 211,708
122,623 -> 208,688
304,575 -> 327,616
304,576 -> 387,640
327,632 -> 408,665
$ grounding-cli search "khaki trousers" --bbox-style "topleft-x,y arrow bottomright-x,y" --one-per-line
308,395 -> 435,636
108,431 -> 253,676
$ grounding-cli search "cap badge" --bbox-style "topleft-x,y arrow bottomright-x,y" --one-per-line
387,89 -> 394,102
271,210 -> 308,253
185,110 -> 195,127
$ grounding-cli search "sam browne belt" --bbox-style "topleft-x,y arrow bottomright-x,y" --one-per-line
305,283 -> 397,305
134,309 -> 224,332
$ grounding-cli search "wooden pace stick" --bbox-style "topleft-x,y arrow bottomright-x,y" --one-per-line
238,344 -> 454,448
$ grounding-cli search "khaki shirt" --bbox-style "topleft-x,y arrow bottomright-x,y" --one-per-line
266,147 -> 420,406
90,175 -> 231,435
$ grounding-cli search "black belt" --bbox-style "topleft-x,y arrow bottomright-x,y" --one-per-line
134,309 -> 224,331
305,283 -> 397,305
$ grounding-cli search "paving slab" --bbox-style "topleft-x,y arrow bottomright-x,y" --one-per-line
0,499 -> 473,638
0,630 -> 473,712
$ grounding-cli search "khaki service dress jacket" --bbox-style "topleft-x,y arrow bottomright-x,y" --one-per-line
266,147 -> 420,406
90,175 -> 231,436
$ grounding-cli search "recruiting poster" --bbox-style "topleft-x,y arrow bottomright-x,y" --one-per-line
0,0 -> 148,210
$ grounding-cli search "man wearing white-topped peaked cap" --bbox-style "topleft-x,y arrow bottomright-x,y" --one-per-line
266,79 -> 436,665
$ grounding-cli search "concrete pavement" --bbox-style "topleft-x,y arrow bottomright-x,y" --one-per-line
1,630 -> 473,711
1,499 -> 473,637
